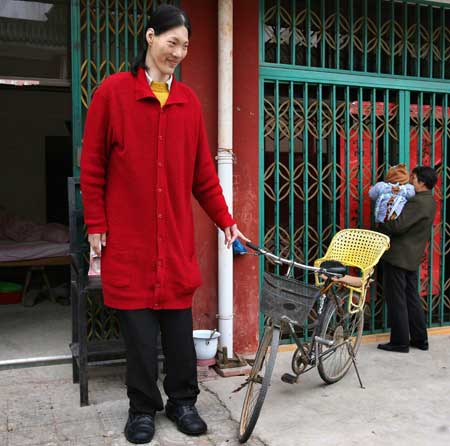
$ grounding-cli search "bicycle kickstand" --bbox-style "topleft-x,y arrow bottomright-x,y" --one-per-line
346,342 -> 365,389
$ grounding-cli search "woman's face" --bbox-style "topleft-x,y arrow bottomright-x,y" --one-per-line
145,26 -> 189,79
410,172 -> 426,192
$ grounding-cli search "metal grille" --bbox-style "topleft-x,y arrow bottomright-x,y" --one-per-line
262,0 -> 450,79
86,294 -> 121,341
262,82 -> 401,261
260,8 -> 450,335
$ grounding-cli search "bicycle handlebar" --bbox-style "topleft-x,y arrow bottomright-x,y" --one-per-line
245,242 -> 343,278
246,241 -> 261,252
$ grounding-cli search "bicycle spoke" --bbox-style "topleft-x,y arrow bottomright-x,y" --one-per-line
318,298 -> 364,384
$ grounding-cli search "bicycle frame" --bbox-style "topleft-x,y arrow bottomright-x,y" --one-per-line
275,281 -> 350,376
248,243 -> 357,378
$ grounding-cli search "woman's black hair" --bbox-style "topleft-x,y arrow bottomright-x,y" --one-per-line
131,4 -> 191,75
412,165 -> 438,190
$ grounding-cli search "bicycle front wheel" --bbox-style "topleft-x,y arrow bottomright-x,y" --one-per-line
317,293 -> 364,384
238,323 -> 280,443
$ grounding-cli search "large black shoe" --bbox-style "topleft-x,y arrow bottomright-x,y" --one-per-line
124,412 -> 155,444
165,401 -> 207,436
410,340 -> 429,351
377,342 -> 409,353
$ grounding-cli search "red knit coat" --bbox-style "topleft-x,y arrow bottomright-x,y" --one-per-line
80,68 -> 235,310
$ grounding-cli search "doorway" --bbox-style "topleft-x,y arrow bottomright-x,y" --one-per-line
0,0 -> 72,364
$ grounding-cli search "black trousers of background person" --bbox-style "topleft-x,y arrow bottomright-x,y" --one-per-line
117,308 -> 199,415
382,261 -> 428,346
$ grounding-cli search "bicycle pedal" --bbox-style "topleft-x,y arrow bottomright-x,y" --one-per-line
281,373 -> 298,384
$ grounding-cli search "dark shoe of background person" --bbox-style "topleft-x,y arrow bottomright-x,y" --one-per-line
124,412 -> 155,444
165,401 -> 207,435
410,339 -> 429,351
377,342 -> 409,353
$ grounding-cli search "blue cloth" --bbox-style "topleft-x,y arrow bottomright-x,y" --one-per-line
233,239 -> 248,255
369,182 -> 415,223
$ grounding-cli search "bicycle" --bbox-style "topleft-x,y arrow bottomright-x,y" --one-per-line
238,229 -> 390,443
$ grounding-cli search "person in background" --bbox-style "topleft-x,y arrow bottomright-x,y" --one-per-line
369,163 -> 415,223
377,165 -> 437,353
80,5 -> 248,444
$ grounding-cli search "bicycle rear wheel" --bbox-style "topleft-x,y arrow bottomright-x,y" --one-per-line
317,292 -> 364,384
238,323 -> 280,443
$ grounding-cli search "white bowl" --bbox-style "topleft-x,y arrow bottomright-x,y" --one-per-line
193,330 -> 221,360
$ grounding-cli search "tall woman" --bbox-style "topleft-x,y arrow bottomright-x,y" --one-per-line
80,5 -> 247,444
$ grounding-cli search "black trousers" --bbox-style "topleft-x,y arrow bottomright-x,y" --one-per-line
117,308 -> 199,415
383,261 -> 428,346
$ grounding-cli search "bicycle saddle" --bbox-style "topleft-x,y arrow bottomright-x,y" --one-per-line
320,260 -> 346,276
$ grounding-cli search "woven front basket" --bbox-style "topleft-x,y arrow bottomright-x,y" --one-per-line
261,272 -> 320,326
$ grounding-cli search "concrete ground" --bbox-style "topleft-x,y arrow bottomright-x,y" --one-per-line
205,333 -> 450,446
0,301 -> 71,361
0,334 -> 449,446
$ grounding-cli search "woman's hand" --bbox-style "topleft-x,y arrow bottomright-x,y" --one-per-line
223,224 -> 250,249
88,233 -> 107,256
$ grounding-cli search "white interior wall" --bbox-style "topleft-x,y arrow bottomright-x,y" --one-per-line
0,88 -> 71,223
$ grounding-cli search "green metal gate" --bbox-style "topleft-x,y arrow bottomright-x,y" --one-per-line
259,0 -> 450,336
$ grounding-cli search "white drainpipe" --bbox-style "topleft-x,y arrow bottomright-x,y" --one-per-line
217,0 -> 234,359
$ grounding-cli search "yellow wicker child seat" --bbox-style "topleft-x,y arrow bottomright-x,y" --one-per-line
314,229 -> 390,313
